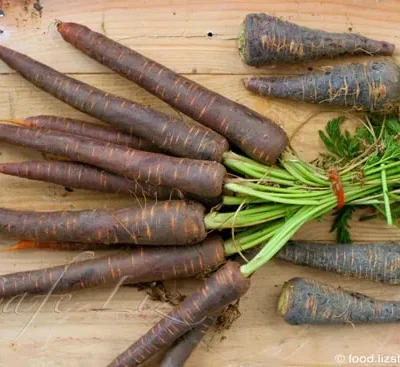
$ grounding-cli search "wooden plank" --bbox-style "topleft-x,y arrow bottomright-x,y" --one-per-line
0,0 -> 398,74
0,70 -> 399,366
0,1 -> 399,366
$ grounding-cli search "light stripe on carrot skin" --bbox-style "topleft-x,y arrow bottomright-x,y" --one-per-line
0,124 -> 226,199
0,45 -> 229,162
56,21 -> 288,165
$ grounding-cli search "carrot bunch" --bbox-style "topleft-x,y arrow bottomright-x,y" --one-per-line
0,18 -> 398,367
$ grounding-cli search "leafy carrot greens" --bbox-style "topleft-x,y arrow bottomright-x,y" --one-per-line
217,113 -> 400,275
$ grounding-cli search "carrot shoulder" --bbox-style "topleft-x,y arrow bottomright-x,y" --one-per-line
0,160 -> 175,199
0,236 -> 225,297
239,13 -> 395,66
108,261 -> 250,367
0,45 -> 229,162
278,277 -> 400,325
0,200 -> 207,245
57,22 -> 288,165
0,124 -> 226,199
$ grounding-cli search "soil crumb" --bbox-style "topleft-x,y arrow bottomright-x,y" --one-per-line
215,299 -> 241,332
130,281 -> 186,306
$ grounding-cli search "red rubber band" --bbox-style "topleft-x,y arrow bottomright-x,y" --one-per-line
328,169 -> 345,209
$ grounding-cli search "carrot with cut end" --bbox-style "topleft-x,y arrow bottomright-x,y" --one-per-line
0,160 -> 175,198
0,200 -> 206,245
239,13 -> 395,67
278,277 -> 400,325
21,115 -> 159,153
160,316 -> 216,367
277,241 -> 400,284
0,45 -> 229,162
244,61 -> 400,113
56,21 -> 288,165
0,236 -> 225,297
108,261 -> 250,367
0,124 -> 226,199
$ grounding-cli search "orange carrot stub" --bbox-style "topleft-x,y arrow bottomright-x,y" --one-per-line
0,124 -> 226,199
108,262 -> 250,367
0,236 -> 225,297
57,22 -> 288,165
0,201 -> 206,245
0,45 -> 229,162
23,115 -> 160,153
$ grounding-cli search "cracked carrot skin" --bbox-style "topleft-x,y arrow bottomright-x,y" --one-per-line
0,200 -> 206,245
0,45 -> 229,162
277,241 -> 400,284
0,235 -> 225,297
0,124 -> 226,198
278,277 -> 400,325
239,13 -> 395,66
244,61 -> 400,113
23,115 -> 159,153
57,22 -> 288,165
160,316 -> 216,367
0,161 -> 175,198
108,261 -> 250,367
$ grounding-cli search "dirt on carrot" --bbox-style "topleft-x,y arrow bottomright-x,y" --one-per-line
108,261 -> 250,367
239,13 -> 395,66
215,299 -> 241,332
244,61 -> 400,112
56,21 -> 288,165
132,281 -> 186,307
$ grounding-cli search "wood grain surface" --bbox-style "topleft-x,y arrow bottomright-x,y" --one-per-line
0,1 -> 399,366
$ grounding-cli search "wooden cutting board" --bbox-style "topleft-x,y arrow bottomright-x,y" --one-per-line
0,1 -> 399,366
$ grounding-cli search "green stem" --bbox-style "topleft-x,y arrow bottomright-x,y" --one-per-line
225,183 -> 330,205
223,220 -> 283,255
381,163 -> 393,226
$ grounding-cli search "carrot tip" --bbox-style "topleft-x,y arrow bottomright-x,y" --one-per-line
0,118 -> 28,127
0,241 -> 38,251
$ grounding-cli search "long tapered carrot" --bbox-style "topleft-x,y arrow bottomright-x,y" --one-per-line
22,115 -> 160,152
160,316 -> 216,367
56,22 -> 288,165
108,261 -> 250,367
0,124 -> 226,198
278,277 -> 400,325
0,236 -> 225,297
0,160 -> 175,198
0,45 -> 229,162
277,241 -> 400,284
244,61 -> 400,112
239,13 -> 395,66
1,240 -> 127,252
0,200 -> 206,245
